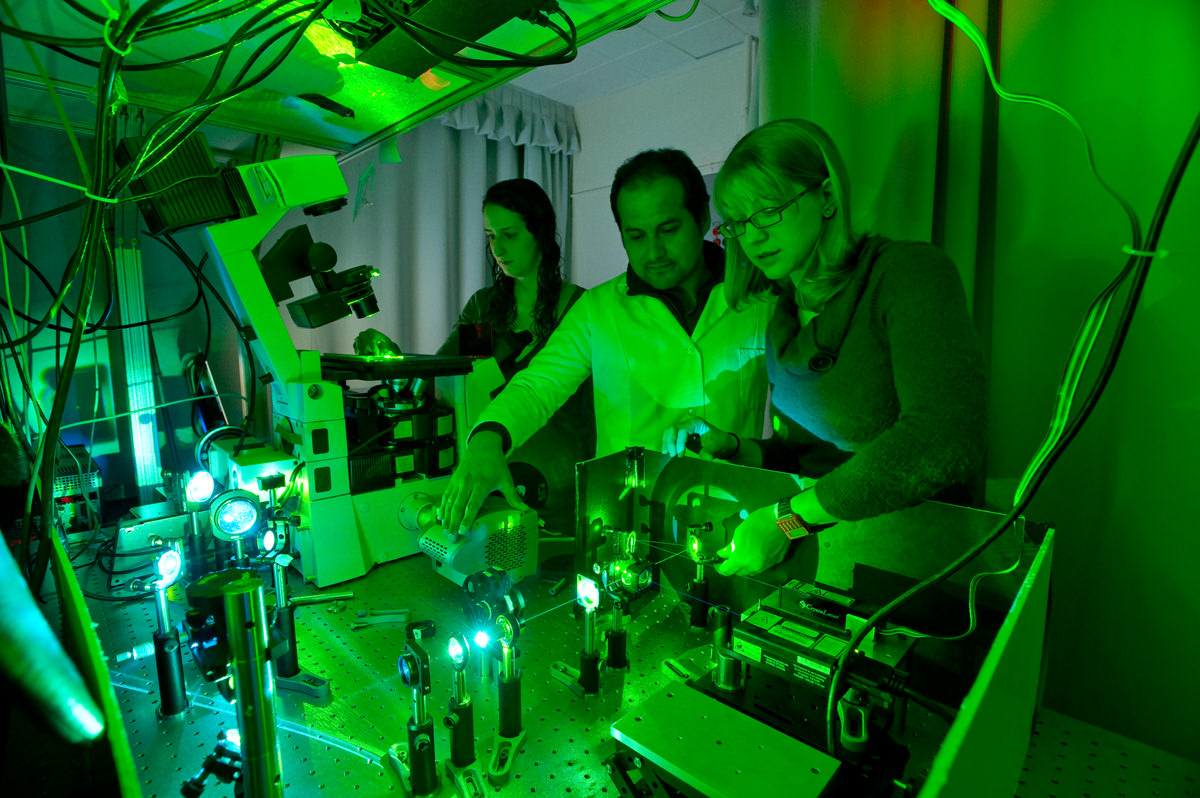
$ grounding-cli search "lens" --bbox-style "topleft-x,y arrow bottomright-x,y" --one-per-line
448,636 -> 465,665
261,528 -> 277,553
577,576 -> 600,608
473,630 -> 490,649
156,549 -> 183,586
398,652 -> 420,687
497,615 -> 516,644
348,290 -> 380,319
213,494 -> 260,537
186,471 -> 215,504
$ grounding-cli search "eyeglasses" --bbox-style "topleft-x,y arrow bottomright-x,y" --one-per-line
719,188 -> 811,239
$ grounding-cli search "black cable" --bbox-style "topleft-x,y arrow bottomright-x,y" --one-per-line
363,0 -> 578,69
26,3 -> 283,71
112,0 -> 178,48
141,0 -> 266,37
900,686 -> 957,723
1,237 -> 206,331
196,425 -> 244,471
111,1 -> 328,193
152,231 -> 258,435
165,0 -> 311,103
0,312 -> 48,429
0,21 -> 106,49
0,198 -> 87,232
181,276 -> 219,436
120,170 -> 227,203
1,238 -> 110,334
0,320 -> 29,430
0,238 -> 88,349
822,105 -> 1200,757
0,326 -> 19,427
22,35 -> 130,587
52,0 -> 260,40
103,0 -> 306,195
59,0 -> 107,25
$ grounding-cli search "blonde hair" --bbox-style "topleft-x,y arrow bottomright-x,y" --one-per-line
715,119 -> 861,309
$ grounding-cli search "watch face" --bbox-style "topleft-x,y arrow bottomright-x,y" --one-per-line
775,515 -> 810,539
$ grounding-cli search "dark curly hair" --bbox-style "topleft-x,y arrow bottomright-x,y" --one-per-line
482,178 -> 564,343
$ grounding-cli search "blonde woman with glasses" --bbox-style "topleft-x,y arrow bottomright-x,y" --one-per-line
670,119 -> 987,577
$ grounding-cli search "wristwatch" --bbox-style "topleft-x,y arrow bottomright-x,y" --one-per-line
774,497 -> 836,540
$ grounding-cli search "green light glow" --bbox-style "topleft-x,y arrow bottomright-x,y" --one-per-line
473,630 -> 490,649
577,576 -> 600,608
448,636 -> 465,663
303,20 -> 358,61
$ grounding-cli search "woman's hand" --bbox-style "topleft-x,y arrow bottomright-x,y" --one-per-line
661,418 -> 737,459
715,504 -> 791,577
354,328 -> 401,357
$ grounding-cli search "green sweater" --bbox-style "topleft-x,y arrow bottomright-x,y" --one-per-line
763,236 -> 987,521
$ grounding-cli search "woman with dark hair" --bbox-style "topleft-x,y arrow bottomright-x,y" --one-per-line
437,177 -> 578,364
356,178 -> 591,534
667,119 -> 986,577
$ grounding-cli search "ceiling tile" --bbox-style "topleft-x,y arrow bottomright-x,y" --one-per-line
618,39 -> 695,79
508,65 -> 569,95
703,0 -> 755,14
663,15 -> 744,58
637,1 -> 721,39
586,24 -> 660,60
541,61 -> 646,104
507,45 -> 605,95
721,8 -> 761,37
560,43 -> 613,73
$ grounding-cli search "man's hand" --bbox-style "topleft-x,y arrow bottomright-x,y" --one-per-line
715,504 -> 791,577
661,418 -> 736,459
439,431 -> 528,535
354,327 -> 401,357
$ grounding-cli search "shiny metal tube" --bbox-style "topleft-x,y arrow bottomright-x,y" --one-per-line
582,608 -> 597,656
154,586 -> 171,636
500,644 -> 517,681
272,558 -> 289,609
224,573 -> 283,798
451,669 -> 467,702
411,685 -> 428,726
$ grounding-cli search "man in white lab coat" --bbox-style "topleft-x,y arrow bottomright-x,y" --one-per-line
440,148 -> 773,535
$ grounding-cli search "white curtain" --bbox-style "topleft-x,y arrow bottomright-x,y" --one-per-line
287,84 -> 579,358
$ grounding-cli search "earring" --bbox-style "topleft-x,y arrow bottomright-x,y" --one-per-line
823,207 -> 836,218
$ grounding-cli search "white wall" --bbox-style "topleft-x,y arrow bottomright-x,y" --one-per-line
569,43 -> 753,288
